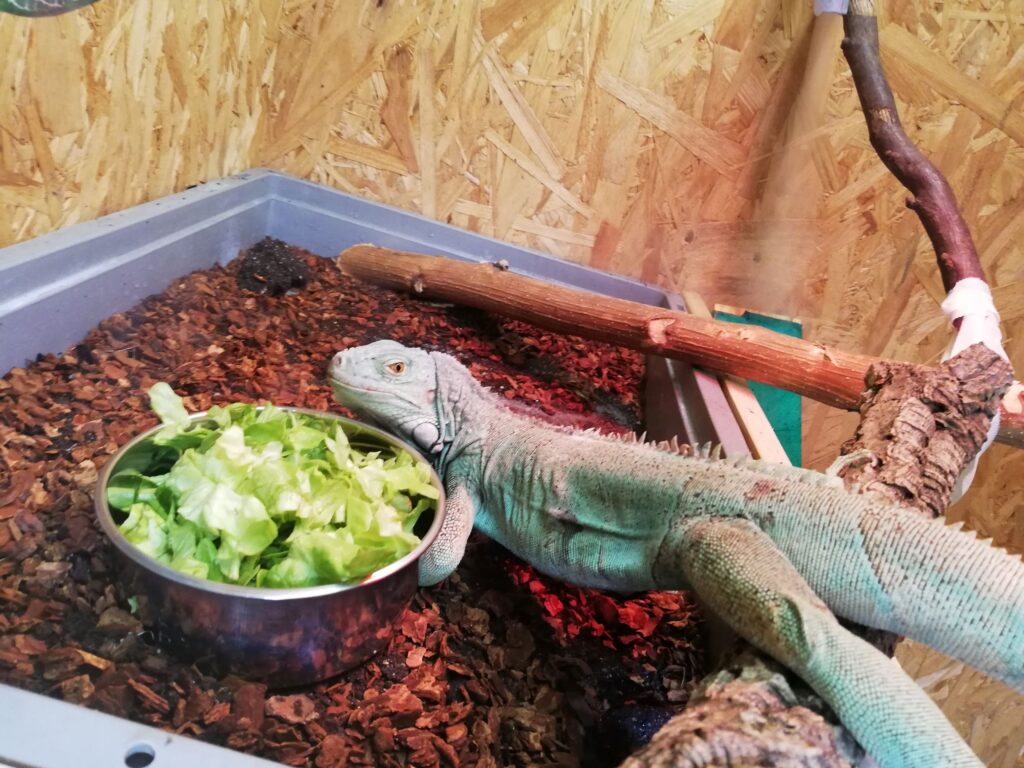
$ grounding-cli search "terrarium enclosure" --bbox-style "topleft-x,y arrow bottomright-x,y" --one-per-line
1,1 -> 1023,767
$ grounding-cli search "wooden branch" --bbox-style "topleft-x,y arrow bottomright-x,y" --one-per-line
841,0 -> 1024,457
338,245 -> 1024,448
621,652 -> 864,768
838,345 -> 1013,517
339,246 -> 877,408
842,0 -> 983,291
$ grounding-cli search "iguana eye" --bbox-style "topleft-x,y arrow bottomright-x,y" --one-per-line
385,360 -> 407,375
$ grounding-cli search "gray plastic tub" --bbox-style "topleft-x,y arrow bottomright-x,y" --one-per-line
0,169 -> 747,768
0,169 -> 743,451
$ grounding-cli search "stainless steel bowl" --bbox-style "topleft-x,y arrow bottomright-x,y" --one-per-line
94,407 -> 445,688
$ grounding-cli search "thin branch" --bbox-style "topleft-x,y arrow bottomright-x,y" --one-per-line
841,0 -> 985,291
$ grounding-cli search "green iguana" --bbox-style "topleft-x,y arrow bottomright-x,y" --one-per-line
329,339 -> 1024,768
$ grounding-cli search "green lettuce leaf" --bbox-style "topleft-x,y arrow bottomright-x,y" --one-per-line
111,385 -> 436,588
149,382 -> 190,428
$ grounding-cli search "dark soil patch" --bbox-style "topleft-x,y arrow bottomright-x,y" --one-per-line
236,236 -> 310,296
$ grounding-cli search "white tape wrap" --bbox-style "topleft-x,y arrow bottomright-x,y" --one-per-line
940,277 -> 1008,361
814,0 -> 849,15
940,277 -> 1008,501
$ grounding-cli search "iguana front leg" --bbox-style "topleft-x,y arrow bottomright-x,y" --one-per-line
418,480 -> 477,586
666,517 -> 982,768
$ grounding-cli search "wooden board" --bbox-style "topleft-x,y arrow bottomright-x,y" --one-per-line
681,291 -> 792,464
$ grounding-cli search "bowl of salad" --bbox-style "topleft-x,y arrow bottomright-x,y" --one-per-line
94,384 -> 445,687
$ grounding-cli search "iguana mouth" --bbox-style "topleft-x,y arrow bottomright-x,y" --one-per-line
328,377 -> 379,395
330,377 -> 429,413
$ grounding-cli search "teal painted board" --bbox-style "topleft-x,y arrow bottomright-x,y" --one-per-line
713,310 -> 803,465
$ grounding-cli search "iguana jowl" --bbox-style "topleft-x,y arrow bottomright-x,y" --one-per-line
329,340 -> 1024,768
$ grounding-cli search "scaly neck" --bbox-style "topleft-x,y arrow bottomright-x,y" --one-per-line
430,353 -> 499,475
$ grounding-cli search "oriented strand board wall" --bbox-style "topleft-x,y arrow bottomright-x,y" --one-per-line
1,0 -> 1022,764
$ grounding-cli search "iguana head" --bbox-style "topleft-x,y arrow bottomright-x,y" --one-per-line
329,340 -> 449,457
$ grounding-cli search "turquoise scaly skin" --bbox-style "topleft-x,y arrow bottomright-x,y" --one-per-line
330,340 -> 1024,768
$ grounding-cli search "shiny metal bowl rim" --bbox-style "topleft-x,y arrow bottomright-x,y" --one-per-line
94,406 -> 445,601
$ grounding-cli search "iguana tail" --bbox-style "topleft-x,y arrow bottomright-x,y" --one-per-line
773,494 -> 1024,693
672,517 -> 983,768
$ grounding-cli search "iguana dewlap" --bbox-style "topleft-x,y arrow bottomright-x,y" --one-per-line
329,340 -> 1024,768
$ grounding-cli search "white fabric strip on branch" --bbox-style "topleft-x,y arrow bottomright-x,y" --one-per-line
940,277 -> 1008,361
940,277 -> 1010,501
